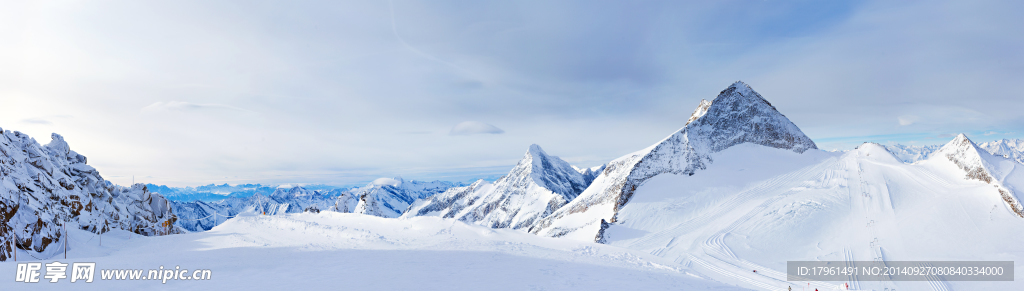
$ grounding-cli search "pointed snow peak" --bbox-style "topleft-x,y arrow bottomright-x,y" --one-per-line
939,133 -> 980,153
686,81 -> 817,153
726,80 -> 755,95
714,80 -> 773,108
527,144 -> 547,157
510,144 -> 587,200
935,133 -> 997,184
953,133 -> 970,143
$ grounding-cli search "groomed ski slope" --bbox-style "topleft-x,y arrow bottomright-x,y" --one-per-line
603,143 -> 1024,290
0,213 -> 744,290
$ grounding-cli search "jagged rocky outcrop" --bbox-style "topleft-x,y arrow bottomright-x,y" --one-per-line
404,145 -> 590,229
0,129 -> 178,261
930,134 -> 1024,217
528,81 -> 818,241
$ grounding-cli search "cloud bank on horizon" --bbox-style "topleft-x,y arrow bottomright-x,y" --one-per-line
0,0 -> 1021,186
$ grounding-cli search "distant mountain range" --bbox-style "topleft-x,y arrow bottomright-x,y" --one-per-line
171,178 -> 462,232
146,183 -> 346,202
884,139 -> 1024,164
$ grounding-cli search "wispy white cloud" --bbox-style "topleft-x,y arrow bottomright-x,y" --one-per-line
450,121 -> 504,135
21,118 -> 53,125
898,115 -> 918,126
141,101 -> 256,114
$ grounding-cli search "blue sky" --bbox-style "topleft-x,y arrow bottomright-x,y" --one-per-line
1,0 -> 1021,186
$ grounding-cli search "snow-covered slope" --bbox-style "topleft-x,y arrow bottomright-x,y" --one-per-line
0,129 -> 177,261
529,81 -> 817,241
928,134 -> 1024,217
979,138 -> 1024,164
590,135 -> 1024,290
405,144 -> 589,229
0,213 -> 744,290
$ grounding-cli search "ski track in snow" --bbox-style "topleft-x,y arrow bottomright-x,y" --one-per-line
630,157 -> 840,253
685,160 -> 843,291
616,156 -> 844,290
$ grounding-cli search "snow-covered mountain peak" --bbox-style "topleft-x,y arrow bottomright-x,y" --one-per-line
935,134 -> 983,159
949,133 -> 972,147
932,134 -> 997,183
405,145 -> 592,229
530,81 -> 819,241
931,134 -> 1024,217
725,80 -> 757,97
687,81 -> 817,154
518,144 -> 588,200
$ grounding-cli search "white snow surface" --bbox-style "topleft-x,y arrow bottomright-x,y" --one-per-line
0,213 -> 743,290
587,137 -> 1024,290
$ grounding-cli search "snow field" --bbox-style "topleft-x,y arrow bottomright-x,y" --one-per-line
1,212 -> 745,290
